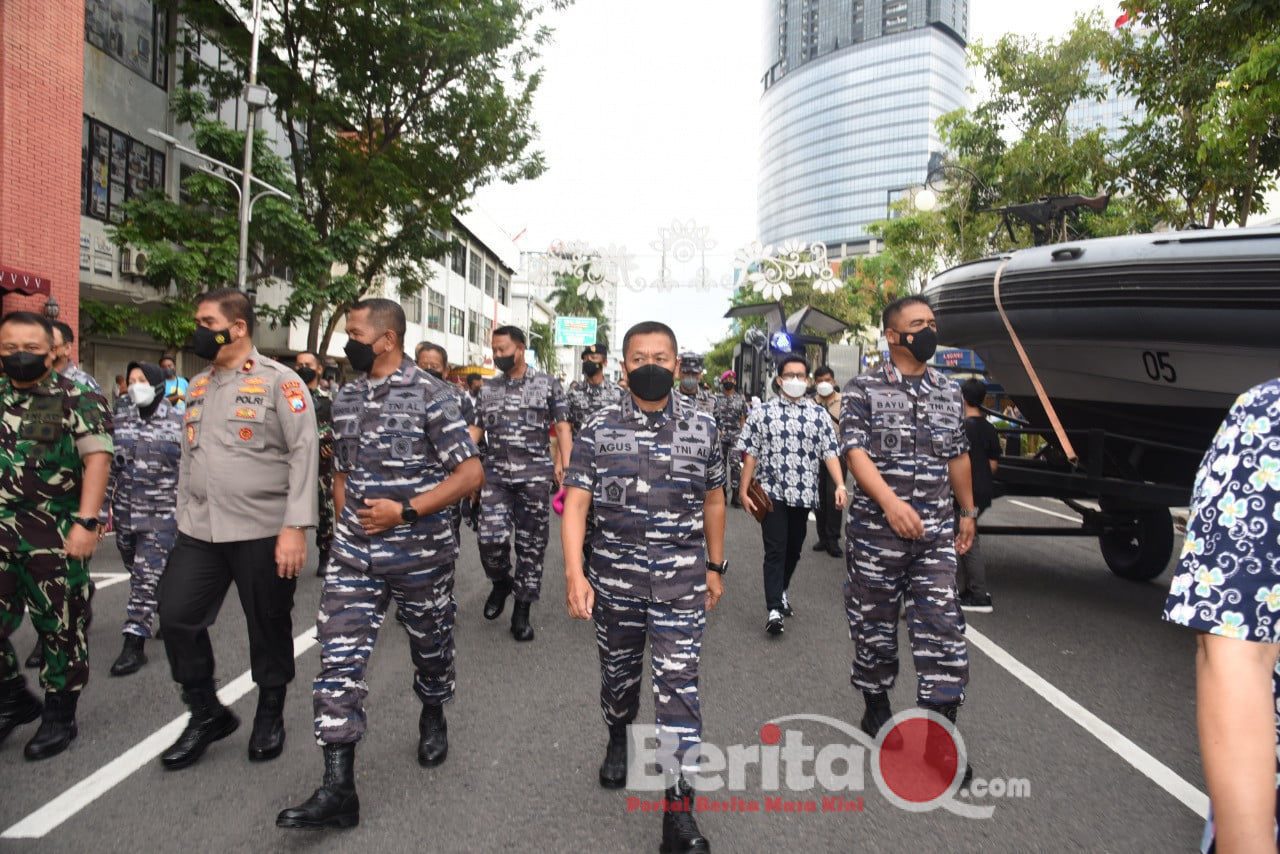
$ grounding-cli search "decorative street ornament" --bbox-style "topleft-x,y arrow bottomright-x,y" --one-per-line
734,238 -> 840,300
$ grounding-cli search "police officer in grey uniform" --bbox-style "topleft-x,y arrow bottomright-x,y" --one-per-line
476,325 -> 571,642
157,288 -> 319,771
840,294 -> 978,785
564,320 -> 725,854
105,361 -> 183,677
676,352 -> 716,417
277,301 -> 483,831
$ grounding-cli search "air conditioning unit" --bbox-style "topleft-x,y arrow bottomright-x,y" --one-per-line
120,246 -> 149,277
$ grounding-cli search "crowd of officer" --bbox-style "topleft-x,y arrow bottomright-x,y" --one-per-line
0,290 -> 982,854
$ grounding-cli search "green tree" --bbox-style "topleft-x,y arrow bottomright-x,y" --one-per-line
549,273 -> 609,349
161,0 -> 569,353
528,319 -> 558,376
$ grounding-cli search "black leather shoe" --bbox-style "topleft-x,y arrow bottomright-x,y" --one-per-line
826,543 -> 842,558
661,777 -> 709,853
860,691 -> 903,750
161,684 -> 240,770
811,540 -> 828,552
599,722 -> 628,788
23,691 -> 78,761
109,635 -> 147,677
248,685 -> 286,762
483,577 -> 513,620
24,643 -> 42,670
0,679 -> 42,746
277,743 -> 360,830
510,600 -> 534,642
417,703 -> 448,767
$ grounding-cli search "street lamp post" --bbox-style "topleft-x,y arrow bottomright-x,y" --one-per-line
238,0 -> 270,293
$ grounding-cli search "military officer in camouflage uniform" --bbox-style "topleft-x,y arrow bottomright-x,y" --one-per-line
51,320 -> 103,395
104,361 -> 183,677
840,295 -> 978,784
713,369 -> 748,506
0,311 -> 112,760
676,351 -> 716,417
564,320 -> 725,854
416,341 -> 483,544
157,288 -> 318,772
296,350 -> 336,577
476,325 -> 572,642
566,343 -> 623,565
278,301 -> 483,831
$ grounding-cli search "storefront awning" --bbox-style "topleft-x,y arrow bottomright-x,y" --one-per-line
0,265 -> 51,297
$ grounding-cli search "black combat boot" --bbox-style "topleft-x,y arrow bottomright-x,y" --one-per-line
0,677 -> 42,745
920,701 -> 973,788
248,685 -> 287,762
109,635 -> 147,677
276,743 -> 360,830
860,691 -> 903,749
417,702 -> 448,767
24,643 -> 42,670
510,600 -> 534,642
23,690 -> 78,760
483,576 -> 513,620
161,682 -> 240,770
598,721 -> 629,788
660,777 -> 709,853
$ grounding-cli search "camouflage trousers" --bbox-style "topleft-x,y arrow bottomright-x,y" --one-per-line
0,532 -> 93,694
116,527 -> 177,638
844,527 -> 969,706
313,560 -> 456,744
316,468 -> 335,554
593,586 -> 705,776
722,439 -> 743,498
477,479 -> 552,603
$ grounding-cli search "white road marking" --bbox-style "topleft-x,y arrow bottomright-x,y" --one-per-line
1007,499 -> 1081,524
89,572 -> 130,591
966,625 -> 1210,819
2,627 -> 319,840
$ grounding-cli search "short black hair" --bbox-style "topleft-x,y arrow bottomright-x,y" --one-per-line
960,377 -> 988,408
622,321 -> 677,358
349,298 -> 406,345
466,373 -> 482,384
882,295 -> 932,330
418,341 -> 448,365
51,320 -> 74,344
492,325 -> 525,347
159,354 -> 176,366
776,353 -> 809,375
197,288 -> 256,335
295,349 -> 319,362
0,311 -> 54,346
814,364 -> 834,380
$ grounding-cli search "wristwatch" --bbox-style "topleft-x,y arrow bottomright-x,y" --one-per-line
401,504 -> 420,524
73,516 -> 100,532
707,559 -> 728,576
958,507 -> 980,519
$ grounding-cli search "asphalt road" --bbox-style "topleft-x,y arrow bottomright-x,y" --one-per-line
0,499 -> 1206,853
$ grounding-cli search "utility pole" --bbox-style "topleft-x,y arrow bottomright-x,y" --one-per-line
237,0 -> 268,295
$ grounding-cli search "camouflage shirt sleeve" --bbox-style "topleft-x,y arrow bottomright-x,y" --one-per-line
840,380 -> 870,456
564,412 -> 598,492
424,390 -> 480,472
548,375 -> 571,424
704,416 -> 726,491
948,386 -> 970,459
72,388 -> 114,458
459,392 -> 479,429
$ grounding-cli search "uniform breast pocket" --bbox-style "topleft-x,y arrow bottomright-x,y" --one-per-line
871,425 -> 912,457
671,421 -> 711,490
930,418 -> 959,459
379,414 -> 428,469
228,404 -> 270,450
18,398 -> 63,443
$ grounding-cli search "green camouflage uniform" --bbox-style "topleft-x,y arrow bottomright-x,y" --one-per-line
0,371 -> 113,693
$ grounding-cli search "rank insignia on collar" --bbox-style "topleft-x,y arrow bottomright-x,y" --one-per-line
241,359 -> 256,373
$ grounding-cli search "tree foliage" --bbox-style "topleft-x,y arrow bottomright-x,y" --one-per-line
528,319 -> 558,376
548,274 -> 610,349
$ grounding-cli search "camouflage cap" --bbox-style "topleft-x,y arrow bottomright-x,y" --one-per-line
678,351 -> 704,374
582,343 -> 608,358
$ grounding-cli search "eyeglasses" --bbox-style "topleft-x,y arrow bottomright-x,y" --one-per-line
779,372 -> 807,380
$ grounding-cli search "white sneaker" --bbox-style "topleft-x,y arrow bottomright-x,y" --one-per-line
766,609 -> 785,635
781,591 -> 794,617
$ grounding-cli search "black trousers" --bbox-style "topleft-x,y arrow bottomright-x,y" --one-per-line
760,503 -> 810,612
158,533 -> 297,690
816,460 -> 847,546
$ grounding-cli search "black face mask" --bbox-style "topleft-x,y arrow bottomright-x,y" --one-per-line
722,383 -> 736,393
193,326 -> 233,361
344,338 -> 377,374
3,351 -> 50,383
494,354 -> 517,374
164,367 -> 177,379
582,361 -> 602,378
627,364 -> 674,402
895,326 -> 938,364
294,366 -> 317,385
425,368 -> 444,381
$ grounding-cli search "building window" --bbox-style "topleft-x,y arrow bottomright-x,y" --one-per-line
449,307 -> 465,337
484,264 -> 496,297
85,0 -> 168,89
402,292 -> 422,324
468,250 -> 482,289
498,273 -> 509,306
83,116 -> 166,223
427,289 -> 445,332
450,238 -> 466,276
468,309 -> 483,345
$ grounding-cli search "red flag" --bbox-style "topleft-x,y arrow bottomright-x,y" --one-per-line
1115,10 -> 1132,27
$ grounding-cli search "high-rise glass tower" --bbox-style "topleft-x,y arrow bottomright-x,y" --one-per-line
759,0 -> 970,255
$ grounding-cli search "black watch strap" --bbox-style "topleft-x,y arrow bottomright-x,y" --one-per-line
401,503 -> 419,523
74,516 -> 100,531
707,560 -> 727,575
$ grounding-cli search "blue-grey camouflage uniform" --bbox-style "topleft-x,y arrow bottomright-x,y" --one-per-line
63,362 -> 102,395
316,356 -> 480,744
840,362 -> 970,706
108,399 -> 183,638
445,383 -> 480,543
567,377 -> 624,563
714,391 -> 749,497
565,393 -> 724,777
476,368 -> 570,603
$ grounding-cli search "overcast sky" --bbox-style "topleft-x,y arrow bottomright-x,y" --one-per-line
473,0 -> 1112,352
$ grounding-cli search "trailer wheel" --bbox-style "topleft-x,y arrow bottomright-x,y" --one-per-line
1098,506 -> 1175,582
